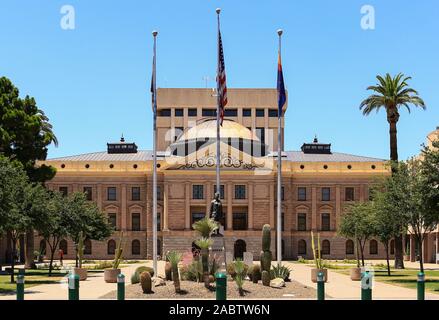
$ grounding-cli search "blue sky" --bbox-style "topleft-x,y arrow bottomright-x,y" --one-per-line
0,0 -> 438,160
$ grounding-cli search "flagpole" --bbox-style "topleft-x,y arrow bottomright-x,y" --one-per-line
152,30 -> 158,276
216,8 -> 221,198
276,29 -> 283,265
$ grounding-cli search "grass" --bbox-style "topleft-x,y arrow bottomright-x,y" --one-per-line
0,269 -> 68,295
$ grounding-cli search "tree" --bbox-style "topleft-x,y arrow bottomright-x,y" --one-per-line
360,73 -> 426,269
339,201 -> 376,267
0,77 -> 58,268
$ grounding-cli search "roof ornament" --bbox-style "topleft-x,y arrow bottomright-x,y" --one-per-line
120,134 -> 125,143
313,135 -> 318,143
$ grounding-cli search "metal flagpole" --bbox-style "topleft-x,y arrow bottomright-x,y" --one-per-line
276,29 -> 283,265
152,30 -> 158,276
216,8 -> 221,196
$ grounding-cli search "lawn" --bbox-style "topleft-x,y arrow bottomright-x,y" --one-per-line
0,269 -> 68,295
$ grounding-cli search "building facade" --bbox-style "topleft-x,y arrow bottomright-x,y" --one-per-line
18,88 -> 397,263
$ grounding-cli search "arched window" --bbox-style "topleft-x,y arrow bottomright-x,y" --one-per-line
59,239 -> 68,254
321,240 -> 330,255
390,239 -> 395,255
234,239 -> 246,259
346,240 -> 354,255
107,240 -> 116,255
370,240 -> 378,255
132,240 -> 141,255
298,239 -> 307,255
84,239 -> 92,255
39,239 -> 47,255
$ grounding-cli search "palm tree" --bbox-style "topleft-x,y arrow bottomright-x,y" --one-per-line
360,73 -> 426,269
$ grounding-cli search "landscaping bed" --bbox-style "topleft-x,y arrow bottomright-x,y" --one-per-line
101,279 -> 317,299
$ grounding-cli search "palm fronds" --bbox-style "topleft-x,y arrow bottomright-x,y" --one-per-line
192,217 -> 219,238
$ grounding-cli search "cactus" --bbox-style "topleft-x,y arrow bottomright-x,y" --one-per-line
77,231 -> 84,268
311,231 -> 323,269
112,231 -> 124,269
262,270 -> 270,286
140,271 -> 152,293
165,262 -> 173,281
251,264 -> 261,283
260,224 -> 272,272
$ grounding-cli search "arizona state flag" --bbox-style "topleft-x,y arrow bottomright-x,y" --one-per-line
277,51 -> 286,117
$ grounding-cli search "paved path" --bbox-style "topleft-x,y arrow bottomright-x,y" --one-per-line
284,261 -> 439,300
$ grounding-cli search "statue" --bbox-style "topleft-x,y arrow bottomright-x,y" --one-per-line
209,192 -> 224,235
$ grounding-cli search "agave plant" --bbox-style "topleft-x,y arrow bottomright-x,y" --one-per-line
192,217 -> 219,238
270,263 -> 291,281
167,251 -> 183,293
233,259 -> 247,296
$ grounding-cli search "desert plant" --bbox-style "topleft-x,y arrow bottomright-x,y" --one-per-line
165,262 -> 172,281
209,257 -> 220,276
131,266 -> 154,284
233,259 -> 246,296
140,271 -> 152,293
112,232 -> 124,269
248,264 -> 261,283
261,270 -> 270,286
167,250 -> 183,293
77,231 -> 84,268
311,231 -> 324,269
226,263 -> 237,279
192,217 -> 219,238
195,237 -> 212,287
270,263 -> 291,281
260,224 -> 272,272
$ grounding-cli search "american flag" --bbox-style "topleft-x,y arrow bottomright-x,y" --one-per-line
217,28 -> 227,125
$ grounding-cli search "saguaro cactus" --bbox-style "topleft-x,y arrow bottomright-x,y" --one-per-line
260,224 -> 272,273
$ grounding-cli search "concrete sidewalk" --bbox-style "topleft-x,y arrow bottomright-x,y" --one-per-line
284,261 -> 439,300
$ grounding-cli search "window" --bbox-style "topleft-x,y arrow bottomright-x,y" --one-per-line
108,213 -> 117,230
298,213 -> 307,231
322,187 -> 330,201
84,239 -> 92,255
298,240 -> 307,255
256,127 -> 265,144
174,127 -> 184,141
256,109 -> 265,117
192,185 -> 204,199
132,240 -> 141,255
107,187 -> 117,201
321,213 -> 330,231
202,109 -> 216,117
345,187 -> 354,201
131,187 -> 141,201
321,240 -> 330,255
233,213 -> 248,230
191,213 -> 205,226
243,109 -> 252,117
174,108 -> 183,117
107,240 -> 116,255
369,240 -> 378,255
157,186 -> 161,200
268,109 -> 278,117
83,187 -> 92,201
281,212 -> 285,231
157,214 -> 161,231
188,108 -> 197,117
59,239 -> 68,254
59,186 -> 68,197
158,109 -> 171,116
224,109 -> 237,117
298,187 -> 306,201
281,186 -> 285,201
390,239 -> 395,255
346,240 -> 354,255
131,213 -> 141,231
214,185 -> 225,199
234,185 -> 246,199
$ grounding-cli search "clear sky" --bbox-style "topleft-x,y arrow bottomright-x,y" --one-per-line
0,0 -> 438,160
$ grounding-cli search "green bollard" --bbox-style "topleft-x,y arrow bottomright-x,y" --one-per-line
16,274 -> 25,300
68,273 -> 80,300
361,271 -> 372,300
317,272 -> 325,300
117,273 -> 125,300
417,272 -> 425,300
215,272 -> 227,300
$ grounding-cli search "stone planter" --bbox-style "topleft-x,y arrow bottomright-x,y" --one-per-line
73,267 -> 87,281
311,268 -> 328,283
350,267 -> 362,281
104,268 -> 121,283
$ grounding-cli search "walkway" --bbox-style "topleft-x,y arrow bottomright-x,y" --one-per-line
284,261 -> 439,300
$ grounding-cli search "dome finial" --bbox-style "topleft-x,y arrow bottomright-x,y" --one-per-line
313,135 -> 318,143
120,134 -> 125,143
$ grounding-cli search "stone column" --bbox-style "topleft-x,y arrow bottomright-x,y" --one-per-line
185,183 -> 190,229
227,183 -> 233,230
311,186 -> 317,230
269,183 -> 275,227
163,183 -> 169,231
121,184 -> 127,231
248,183 -> 253,230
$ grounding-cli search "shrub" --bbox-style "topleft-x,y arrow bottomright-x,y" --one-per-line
180,260 -> 201,282
227,262 -> 249,279
270,263 -> 291,281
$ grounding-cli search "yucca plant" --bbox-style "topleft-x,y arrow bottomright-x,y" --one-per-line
311,231 -> 323,269
192,217 -> 219,238
195,237 -> 212,287
167,251 -> 183,293
233,259 -> 247,296
112,231 -> 125,269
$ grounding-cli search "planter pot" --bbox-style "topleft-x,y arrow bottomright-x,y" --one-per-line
404,255 -> 410,261
311,268 -> 328,283
104,269 -> 121,283
350,267 -> 362,281
73,267 -> 87,281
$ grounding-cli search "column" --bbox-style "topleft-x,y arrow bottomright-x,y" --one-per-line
185,183 -> 190,229
163,183 -> 169,231
248,183 -> 253,230
227,184 -> 233,230
121,184 -> 127,230
311,186 -> 317,230
97,184 -> 102,210
335,185 -> 341,230
269,183 -> 275,227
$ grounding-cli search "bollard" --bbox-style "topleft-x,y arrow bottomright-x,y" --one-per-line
117,273 -> 125,300
68,273 -> 80,300
16,274 -> 25,300
417,272 -> 425,300
215,272 -> 227,300
361,271 -> 372,300
317,272 -> 325,300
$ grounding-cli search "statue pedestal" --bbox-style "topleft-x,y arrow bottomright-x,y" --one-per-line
210,234 -> 227,270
